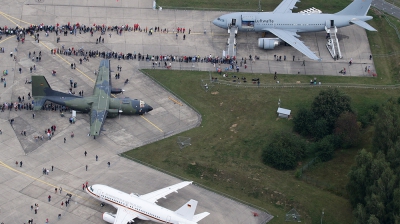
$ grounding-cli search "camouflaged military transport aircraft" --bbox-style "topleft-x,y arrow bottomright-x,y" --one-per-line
32,60 -> 153,139
212,0 -> 376,60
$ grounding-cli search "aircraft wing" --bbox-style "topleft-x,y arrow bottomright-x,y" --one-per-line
89,107 -> 108,137
350,19 -> 377,31
139,181 -> 193,203
114,208 -> 137,224
273,0 -> 300,13
264,28 -> 321,60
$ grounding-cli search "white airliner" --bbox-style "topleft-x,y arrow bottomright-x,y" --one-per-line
86,181 -> 210,224
212,0 -> 377,60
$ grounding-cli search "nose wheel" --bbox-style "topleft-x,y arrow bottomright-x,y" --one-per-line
100,202 -> 105,207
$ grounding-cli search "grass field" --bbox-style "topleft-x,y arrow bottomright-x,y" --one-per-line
124,70 -> 400,223
123,1 -> 400,223
157,0 -> 352,13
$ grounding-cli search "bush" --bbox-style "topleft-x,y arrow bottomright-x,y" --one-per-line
262,132 -> 307,170
315,135 -> 335,162
293,108 -> 314,137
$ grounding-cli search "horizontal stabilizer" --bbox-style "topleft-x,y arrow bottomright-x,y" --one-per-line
33,97 -> 47,110
350,19 -> 377,31
175,199 -> 198,220
192,212 -> 210,223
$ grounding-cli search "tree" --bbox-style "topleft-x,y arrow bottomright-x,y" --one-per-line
347,149 -> 374,207
311,89 -> 352,131
293,108 -> 314,137
335,112 -> 361,148
311,118 -> 330,140
367,215 -> 380,224
354,203 -> 367,224
373,99 -> 400,154
348,150 -> 399,223
262,132 -> 307,170
386,142 -> 400,173
314,135 -> 335,162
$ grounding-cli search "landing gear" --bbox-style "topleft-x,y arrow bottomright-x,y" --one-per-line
93,136 -> 96,139
100,202 -> 105,207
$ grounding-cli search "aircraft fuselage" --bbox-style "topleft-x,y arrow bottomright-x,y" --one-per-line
213,12 -> 372,33
43,95 -> 151,116
86,184 -> 197,224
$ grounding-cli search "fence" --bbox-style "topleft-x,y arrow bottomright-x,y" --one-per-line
296,157 -> 348,197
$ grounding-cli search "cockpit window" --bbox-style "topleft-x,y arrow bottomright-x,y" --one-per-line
140,100 -> 145,108
90,186 -> 93,191
218,18 -> 225,22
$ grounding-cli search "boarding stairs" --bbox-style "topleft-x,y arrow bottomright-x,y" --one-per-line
226,25 -> 237,58
325,25 -> 342,60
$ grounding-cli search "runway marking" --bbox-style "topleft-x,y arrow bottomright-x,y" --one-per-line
168,96 -> 183,106
0,11 -> 30,25
0,11 -> 163,132
0,160 -> 83,199
0,12 -> 21,27
0,35 -> 17,44
141,115 -> 163,132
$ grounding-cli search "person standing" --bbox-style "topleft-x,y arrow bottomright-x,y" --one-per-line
64,137 -> 66,143
85,165 -> 88,171
96,155 -> 98,161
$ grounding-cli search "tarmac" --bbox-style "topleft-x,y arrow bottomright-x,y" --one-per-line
0,0 -> 381,223
0,0 -> 275,223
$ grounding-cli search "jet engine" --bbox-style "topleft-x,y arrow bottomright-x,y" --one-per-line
111,88 -> 124,94
103,212 -> 116,223
258,38 -> 281,49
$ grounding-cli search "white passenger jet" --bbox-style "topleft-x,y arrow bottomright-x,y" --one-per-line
86,181 -> 209,224
212,0 -> 377,60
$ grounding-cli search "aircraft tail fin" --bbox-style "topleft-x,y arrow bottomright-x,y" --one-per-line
175,199 -> 198,221
335,0 -> 372,16
192,212 -> 210,223
32,75 -> 52,97
32,75 -> 53,110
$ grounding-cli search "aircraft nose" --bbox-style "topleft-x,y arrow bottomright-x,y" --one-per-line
212,18 -> 218,26
147,105 -> 153,112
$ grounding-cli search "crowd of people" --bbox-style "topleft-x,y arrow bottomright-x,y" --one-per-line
0,22 -> 240,67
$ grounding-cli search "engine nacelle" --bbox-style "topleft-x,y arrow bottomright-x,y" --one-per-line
103,212 -> 116,223
258,38 -> 281,50
107,109 -> 123,118
111,88 -> 124,94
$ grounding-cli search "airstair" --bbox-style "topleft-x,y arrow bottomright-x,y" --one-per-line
325,25 -> 342,60
226,25 -> 237,58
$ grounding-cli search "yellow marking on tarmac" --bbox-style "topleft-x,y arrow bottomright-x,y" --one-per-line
141,115 -> 163,132
0,11 -> 163,132
0,12 -> 20,27
168,96 -> 183,106
0,160 -> 83,199
0,35 -> 16,44
0,11 -> 30,25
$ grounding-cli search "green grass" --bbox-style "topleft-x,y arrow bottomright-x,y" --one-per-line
123,70 -> 400,223
157,0 -> 352,12
122,1 -> 400,223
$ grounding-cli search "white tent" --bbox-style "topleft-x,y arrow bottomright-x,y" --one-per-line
277,108 -> 291,118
